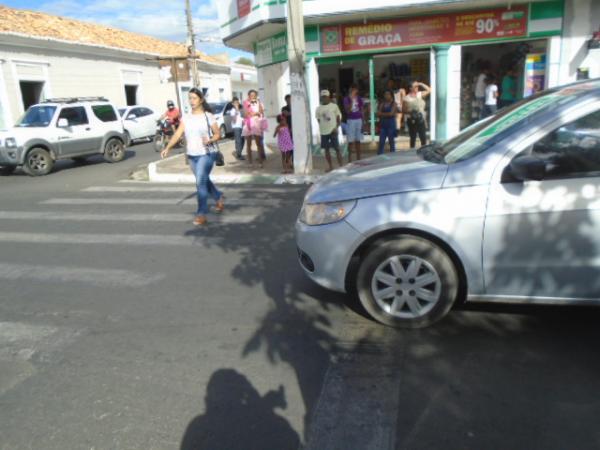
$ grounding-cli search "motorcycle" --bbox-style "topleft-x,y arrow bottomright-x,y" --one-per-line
153,118 -> 185,152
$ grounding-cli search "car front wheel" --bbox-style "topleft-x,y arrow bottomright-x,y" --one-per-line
356,236 -> 459,328
24,147 -> 54,176
103,138 -> 125,163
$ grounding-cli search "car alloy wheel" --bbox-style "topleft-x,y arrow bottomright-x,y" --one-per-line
356,236 -> 459,328
104,138 -> 125,163
371,255 -> 442,319
25,148 -> 54,176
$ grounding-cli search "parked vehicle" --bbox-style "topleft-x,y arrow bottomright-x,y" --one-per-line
153,118 -> 185,153
296,79 -> 600,328
209,102 -> 234,139
0,97 -> 126,176
119,106 -> 158,145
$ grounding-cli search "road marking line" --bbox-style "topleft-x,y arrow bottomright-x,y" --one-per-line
84,185 -> 297,193
41,198 -> 286,206
0,262 -> 164,287
0,232 -> 213,247
0,211 -> 258,224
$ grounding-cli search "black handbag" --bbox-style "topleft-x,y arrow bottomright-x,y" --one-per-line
204,113 -> 225,166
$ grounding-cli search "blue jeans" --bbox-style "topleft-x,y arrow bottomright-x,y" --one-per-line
378,126 -> 396,154
233,127 -> 244,158
188,153 -> 222,216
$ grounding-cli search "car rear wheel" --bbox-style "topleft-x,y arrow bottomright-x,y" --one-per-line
356,236 -> 459,328
24,147 -> 54,176
103,138 -> 125,163
0,165 -> 16,176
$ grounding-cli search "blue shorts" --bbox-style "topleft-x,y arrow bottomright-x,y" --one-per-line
346,119 -> 363,143
320,133 -> 340,151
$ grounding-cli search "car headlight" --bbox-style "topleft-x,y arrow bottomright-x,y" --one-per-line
299,200 -> 356,226
5,138 -> 17,148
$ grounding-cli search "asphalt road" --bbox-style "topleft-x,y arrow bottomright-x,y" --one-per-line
1,142 -> 600,450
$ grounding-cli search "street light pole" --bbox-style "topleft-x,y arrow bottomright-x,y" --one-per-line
287,0 -> 312,174
185,0 -> 199,87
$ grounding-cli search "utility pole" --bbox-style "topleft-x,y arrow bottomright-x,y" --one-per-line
185,0 -> 199,87
287,0 -> 312,174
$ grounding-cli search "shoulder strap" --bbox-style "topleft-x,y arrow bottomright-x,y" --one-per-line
204,113 -> 213,138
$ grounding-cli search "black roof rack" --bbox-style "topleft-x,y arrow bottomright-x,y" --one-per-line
43,97 -> 109,104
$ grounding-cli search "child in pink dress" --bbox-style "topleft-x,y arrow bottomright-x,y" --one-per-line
242,90 -> 267,168
273,115 -> 294,173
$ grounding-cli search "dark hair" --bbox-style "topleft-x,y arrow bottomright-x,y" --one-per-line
383,89 -> 393,97
485,75 -> 496,84
188,87 -> 211,112
232,96 -> 239,102
277,114 -> 285,123
248,89 -> 258,96
285,94 -> 291,100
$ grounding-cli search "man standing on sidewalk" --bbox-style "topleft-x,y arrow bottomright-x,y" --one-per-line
230,97 -> 245,160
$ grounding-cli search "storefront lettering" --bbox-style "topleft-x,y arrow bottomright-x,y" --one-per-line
324,5 -> 528,53
357,33 -> 403,47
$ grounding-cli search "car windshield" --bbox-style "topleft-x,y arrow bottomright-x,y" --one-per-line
210,103 -> 225,114
16,105 -> 57,127
417,81 -> 599,164
118,108 -> 126,117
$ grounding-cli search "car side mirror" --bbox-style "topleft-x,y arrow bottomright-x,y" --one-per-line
57,118 -> 69,128
509,155 -> 546,181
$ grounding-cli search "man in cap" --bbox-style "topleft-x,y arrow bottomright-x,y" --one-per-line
316,89 -> 343,172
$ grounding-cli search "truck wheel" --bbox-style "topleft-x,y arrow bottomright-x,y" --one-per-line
356,236 -> 459,328
24,148 -> 54,176
103,138 -> 125,163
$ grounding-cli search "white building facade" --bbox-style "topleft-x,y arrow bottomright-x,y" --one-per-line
217,0 -> 600,145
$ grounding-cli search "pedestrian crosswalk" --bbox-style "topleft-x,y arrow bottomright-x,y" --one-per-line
0,181 -> 306,288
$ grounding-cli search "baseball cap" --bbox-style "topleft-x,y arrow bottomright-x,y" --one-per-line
167,100 -> 175,107
320,89 -> 330,97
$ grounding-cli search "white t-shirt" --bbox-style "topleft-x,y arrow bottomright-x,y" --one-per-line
182,112 -> 216,156
229,107 -> 243,129
475,73 -> 487,98
485,84 -> 498,106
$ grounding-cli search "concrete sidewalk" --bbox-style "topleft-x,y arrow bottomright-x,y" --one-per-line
147,136 -> 413,184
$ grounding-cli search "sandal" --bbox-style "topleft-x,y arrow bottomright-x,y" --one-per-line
193,216 -> 207,226
215,198 -> 225,213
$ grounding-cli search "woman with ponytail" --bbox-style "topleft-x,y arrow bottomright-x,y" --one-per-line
161,88 -> 224,226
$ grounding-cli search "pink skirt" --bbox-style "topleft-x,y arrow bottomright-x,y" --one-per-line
242,117 -> 263,137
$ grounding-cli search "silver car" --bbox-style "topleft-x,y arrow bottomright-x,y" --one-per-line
296,79 -> 600,328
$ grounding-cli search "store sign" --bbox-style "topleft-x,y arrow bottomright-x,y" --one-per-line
238,0 -> 251,18
255,32 -> 287,67
322,6 -> 528,53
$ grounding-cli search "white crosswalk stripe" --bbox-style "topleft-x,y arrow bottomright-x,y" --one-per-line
0,211 -> 259,224
41,198 -> 286,206
0,262 -> 164,287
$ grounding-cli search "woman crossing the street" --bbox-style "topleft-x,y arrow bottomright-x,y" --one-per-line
161,88 -> 224,226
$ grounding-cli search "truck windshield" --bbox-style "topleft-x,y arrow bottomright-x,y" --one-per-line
16,106 -> 57,127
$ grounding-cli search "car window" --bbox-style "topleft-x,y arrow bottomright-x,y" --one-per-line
128,107 -> 142,118
58,107 -> 88,126
16,105 -> 56,127
516,109 -> 600,180
138,108 -> 152,117
92,104 -> 118,122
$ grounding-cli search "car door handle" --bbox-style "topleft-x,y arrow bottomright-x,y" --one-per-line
58,136 -> 72,140
85,127 -> 91,131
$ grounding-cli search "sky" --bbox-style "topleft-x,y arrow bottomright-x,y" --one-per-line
2,0 -> 253,61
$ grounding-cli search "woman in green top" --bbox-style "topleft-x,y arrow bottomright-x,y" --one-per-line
500,68 -> 517,108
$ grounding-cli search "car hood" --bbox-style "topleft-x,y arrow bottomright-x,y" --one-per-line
305,151 -> 448,203
0,127 -> 38,142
